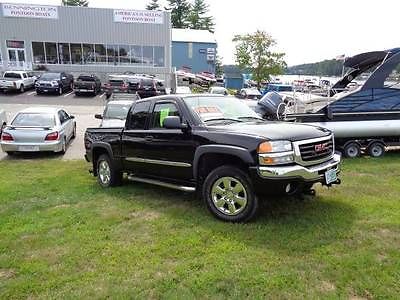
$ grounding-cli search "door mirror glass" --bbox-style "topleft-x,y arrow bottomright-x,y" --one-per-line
162,116 -> 187,130
69,115 -> 75,119
95,114 -> 103,119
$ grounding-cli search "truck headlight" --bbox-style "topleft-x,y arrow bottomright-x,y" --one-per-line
257,141 -> 294,165
51,81 -> 59,86
258,141 -> 292,153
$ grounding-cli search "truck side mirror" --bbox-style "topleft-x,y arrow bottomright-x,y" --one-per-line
325,106 -> 333,120
95,114 -> 103,119
163,116 -> 188,130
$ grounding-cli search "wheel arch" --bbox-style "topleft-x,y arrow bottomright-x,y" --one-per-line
91,142 -> 114,176
193,145 -> 255,182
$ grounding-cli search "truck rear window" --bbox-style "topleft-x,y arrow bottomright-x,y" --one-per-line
78,76 -> 95,82
4,72 -> 22,79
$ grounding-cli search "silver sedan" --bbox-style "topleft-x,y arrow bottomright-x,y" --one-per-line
0,107 -> 76,155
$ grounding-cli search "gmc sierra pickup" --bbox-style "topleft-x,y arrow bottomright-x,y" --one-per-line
84,95 -> 341,222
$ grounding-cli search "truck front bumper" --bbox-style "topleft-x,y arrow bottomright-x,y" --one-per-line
257,152 -> 341,182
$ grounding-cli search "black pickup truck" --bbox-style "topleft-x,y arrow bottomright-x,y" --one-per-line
84,95 -> 341,222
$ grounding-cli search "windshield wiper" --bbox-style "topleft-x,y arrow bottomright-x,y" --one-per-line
204,117 -> 242,123
238,116 -> 263,121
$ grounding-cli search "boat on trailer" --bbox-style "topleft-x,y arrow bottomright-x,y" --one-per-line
256,48 -> 400,157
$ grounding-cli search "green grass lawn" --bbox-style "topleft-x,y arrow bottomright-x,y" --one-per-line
0,156 -> 399,299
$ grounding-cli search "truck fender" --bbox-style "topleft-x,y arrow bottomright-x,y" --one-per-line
193,145 -> 255,179
91,142 -> 122,174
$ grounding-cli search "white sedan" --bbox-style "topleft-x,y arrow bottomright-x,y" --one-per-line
0,107 -> 76,155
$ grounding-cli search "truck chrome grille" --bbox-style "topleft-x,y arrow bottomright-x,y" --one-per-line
299,138 -> 333,162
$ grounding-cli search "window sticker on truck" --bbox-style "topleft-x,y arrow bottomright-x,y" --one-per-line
159,108 -> 170,126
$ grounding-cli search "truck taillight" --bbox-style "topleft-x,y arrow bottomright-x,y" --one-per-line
1,132 -> 14,141
45,132 -> 59,141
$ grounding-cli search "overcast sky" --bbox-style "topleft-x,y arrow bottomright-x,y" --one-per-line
2,0 -> 400,66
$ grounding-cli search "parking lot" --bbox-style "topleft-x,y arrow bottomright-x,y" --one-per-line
0,89 -> 108,160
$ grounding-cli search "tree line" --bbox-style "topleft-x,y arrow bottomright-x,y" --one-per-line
285,60 -> 344,76
146,0 -> 215,33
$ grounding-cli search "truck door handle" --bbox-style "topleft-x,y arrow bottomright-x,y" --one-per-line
144,136 -> 153,142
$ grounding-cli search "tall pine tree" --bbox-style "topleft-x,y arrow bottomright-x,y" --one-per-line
62,0 -> 88,6
187,0 -> 215,33
166,0 -> 191,28
146,0 -> 160,10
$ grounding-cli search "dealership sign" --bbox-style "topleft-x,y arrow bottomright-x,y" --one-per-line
114,9 -> 163,24
2,3 -> 58,19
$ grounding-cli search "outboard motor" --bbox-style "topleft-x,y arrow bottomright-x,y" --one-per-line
255,91 -> 285,120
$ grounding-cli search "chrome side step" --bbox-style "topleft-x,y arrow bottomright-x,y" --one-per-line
127,175 -> 196,192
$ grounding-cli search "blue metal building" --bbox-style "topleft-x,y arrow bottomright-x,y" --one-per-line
223,65 -> 243,90
172,29 -> 217,74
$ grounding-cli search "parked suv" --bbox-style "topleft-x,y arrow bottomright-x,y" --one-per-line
35,72 -> 74,95
84,95 -> 341,222
74,74 -> 101,96
104,77 -> 128,99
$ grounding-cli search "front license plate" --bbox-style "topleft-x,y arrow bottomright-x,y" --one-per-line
325,169 -> 337,185
114,89 -> 119,92
18,145 -> 39,152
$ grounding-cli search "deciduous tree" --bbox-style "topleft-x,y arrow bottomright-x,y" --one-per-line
233,30 -> 286,87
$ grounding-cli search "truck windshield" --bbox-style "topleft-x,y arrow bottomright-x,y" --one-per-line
4,72 -> 22,79
183,96 -> 262,123
12,113 -> 55,127
104,104 -> 131,120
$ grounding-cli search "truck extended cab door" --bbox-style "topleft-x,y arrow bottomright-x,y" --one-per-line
121,101 -> 152,175
137,100 -> 196,182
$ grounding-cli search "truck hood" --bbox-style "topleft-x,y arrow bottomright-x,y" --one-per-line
100,119 -> 126,128
208,121 -> 331,141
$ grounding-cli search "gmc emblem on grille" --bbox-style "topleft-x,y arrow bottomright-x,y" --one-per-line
315,143 -> 328,152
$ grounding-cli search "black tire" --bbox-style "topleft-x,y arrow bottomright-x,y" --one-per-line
96,154 -> 122,187
202,165 -> 258,222
72,124 -> 76,139
343,142 -> 361,158
36,89 -> 41,95
19,84 -> 25,93
75,92 -> 80,97
367,142 -> 385,158
60,137 -> 67,154
6,151 -> 14,156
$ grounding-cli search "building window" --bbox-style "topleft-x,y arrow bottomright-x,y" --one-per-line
188,43 -> 193,59
45,42 -> 58,64
107,45 -> 118,65
119,45 -> 130,64
32,42 -> 45,64
82,44 -> 94,64
95,44 -> 107,63
70,43 -> 82,64
131,45 -> 142,64
154,46 -> 165,67
58,43 -> 70,64
143,46 -> 153,66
